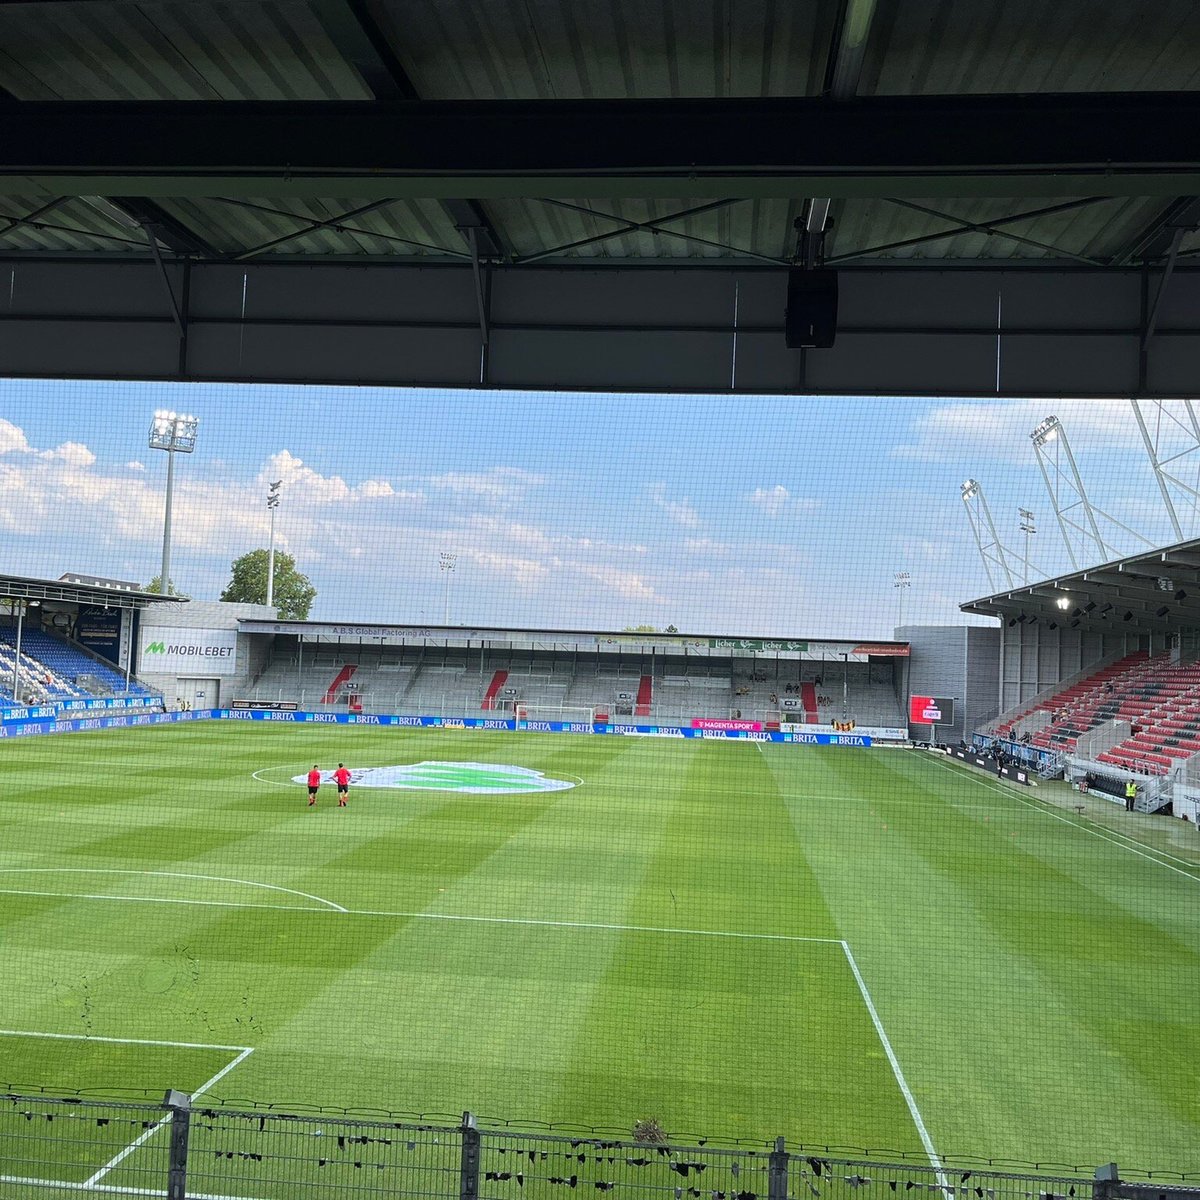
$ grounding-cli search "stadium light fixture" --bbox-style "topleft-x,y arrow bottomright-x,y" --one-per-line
1030,416 -> 1060,447
960,479 -> 979,500
893,571 -> 911,628
266,479 -> 282,609
148,411 -> 199,597
439,551 -> 457,625
1018,507 -> 1036,583
1056,596 -> 1071,610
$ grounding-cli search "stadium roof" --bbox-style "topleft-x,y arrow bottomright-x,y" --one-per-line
960,537 -> 1200,634
239,618 -> 910,657
3,1 -> 1200,395
0,571 -> 185,609
2,1 -> 1198,267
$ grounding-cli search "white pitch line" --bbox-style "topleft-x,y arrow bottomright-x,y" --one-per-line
250,764 -> 299,787
926,754 -> 1200,884
840,940 -> 949,1189
0,883 -> 837,942
83,1047 -> 254,1190
0,867 -> 347,912
0,1175 -> 272,1198
0,1029 -> 247,1052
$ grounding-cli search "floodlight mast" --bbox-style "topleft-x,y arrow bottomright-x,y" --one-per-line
1030,413 -> 1156,569
147,411 -> 199,596
1130,398 -> 1200,541
960,479 -> 1014,591
1018,508 -> 1036,584
893,571 -> 911,629
266,480 -> 282,609
439,551 -> 457,625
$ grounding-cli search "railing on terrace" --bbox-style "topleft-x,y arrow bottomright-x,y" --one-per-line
0,1090 -> 1195,1200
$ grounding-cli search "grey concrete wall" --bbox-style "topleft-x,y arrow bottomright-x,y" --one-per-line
138,600 -> 275,706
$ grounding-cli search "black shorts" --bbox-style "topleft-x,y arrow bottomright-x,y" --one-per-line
337,784 -> 348,794
308,786 -> 319,797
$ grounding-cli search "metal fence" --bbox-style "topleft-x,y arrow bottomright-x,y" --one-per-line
4,1094 -> 1195,1200
0,1090 -> 1196,1200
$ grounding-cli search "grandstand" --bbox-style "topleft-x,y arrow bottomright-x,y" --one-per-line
0,573 -> 174,708
238,621 -> 909,728
965,535 -> 1200,813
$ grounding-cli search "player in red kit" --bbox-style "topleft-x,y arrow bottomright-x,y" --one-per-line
333,763 -> 351,807
307,765 -> 321,806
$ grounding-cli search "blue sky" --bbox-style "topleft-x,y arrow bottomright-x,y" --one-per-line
0,380 -> 1192,636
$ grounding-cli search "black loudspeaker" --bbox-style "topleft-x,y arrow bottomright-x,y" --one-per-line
785,268 -> 839,348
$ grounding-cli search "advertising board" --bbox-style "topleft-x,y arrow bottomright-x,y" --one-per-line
139,627 -> 238,675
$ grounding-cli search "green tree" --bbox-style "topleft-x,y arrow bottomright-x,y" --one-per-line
143,575 -> 190,599
220,549 -> 316,619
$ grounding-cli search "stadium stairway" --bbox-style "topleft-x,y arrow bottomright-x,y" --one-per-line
634,674 -> 652,717
482,669 -> 508,710
322,664 -> 358,704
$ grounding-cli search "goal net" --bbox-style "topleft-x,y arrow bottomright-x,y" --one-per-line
513,704 -> 596,726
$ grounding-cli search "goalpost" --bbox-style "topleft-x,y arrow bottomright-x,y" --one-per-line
513,703 -> 596,726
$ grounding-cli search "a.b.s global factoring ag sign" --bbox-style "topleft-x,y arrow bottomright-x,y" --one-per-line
909,694 -> 955,724
139,627 -> 238,675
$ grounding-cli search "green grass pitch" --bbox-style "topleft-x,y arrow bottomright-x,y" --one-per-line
2,723 -> 1198,1172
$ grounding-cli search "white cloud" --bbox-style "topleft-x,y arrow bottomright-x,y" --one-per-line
430,467 -> 543,502
575,563 -> 663,602
647,482 -> 700,528
126,460 -> 146,472
264,449 -> 398,506
891,398 -> 1142,464
0,418 -> 30,455
41,441 -> 96,468
748,485 -> 821,518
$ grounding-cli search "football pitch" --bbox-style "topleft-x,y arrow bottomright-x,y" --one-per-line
2,723 -> 1198,1171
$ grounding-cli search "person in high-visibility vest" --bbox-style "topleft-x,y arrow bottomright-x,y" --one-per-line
1125,779 -> 1138,812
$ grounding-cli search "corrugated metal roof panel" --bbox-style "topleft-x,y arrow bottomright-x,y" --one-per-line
0,1 -> 370,101
0,197 -> 150,253
828,197 -> 1168,264
368,0 -> 832,100
863,0 -> 1200,95
152,197 -> 470,258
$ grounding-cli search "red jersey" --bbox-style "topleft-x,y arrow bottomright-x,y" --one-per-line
333,767 -> 351,787
307,769 -> 322,787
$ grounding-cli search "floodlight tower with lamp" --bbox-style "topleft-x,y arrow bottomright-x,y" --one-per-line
893,571 -> 911,630
1030,413 -> 1153,570
960,479 -> 1014,591
265,480 -> 282,609
1018,508 -> 1036,583
147,411 -> 199,596
439,551 -> 457,625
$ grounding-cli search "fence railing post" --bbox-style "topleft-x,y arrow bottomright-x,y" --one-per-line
1094,1162 -> 1119,1200
163,1089 -> 192,1200
461,1111 -> 481,1200
769,1136 -> 788,1200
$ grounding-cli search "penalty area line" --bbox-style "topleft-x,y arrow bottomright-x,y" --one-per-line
82,1047 -> 254,1190
0,883 -> 836,943
840,941 -> 948,1189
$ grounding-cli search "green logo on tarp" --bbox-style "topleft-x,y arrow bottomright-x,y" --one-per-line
146,642 -> 165,654
293,762 -> 576,794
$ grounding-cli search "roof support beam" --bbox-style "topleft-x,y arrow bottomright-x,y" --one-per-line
6,94 -> 1200,200
106,197 -> 221,258
312,0 -> 507,258
1112,196 -> 1200,265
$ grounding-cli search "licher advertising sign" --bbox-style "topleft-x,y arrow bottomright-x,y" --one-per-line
139,627 -> 238,675
909,695 -> 955,724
